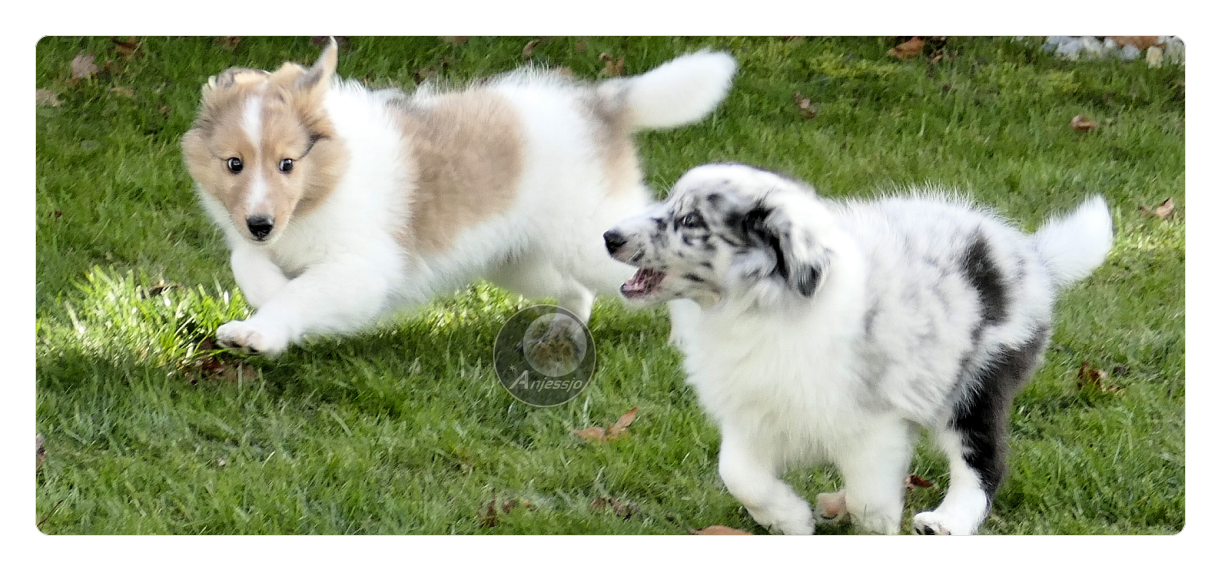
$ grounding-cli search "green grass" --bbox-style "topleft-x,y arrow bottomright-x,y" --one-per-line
35,36 -> 1184,534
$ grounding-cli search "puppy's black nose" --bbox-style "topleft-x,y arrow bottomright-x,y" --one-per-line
246,215 -> 275,240
603,230 -> 627,255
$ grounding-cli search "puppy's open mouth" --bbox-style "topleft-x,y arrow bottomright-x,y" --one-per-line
621,268 -> 666,299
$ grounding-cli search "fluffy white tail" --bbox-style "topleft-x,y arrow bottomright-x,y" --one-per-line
599,50 -> 737,131
1033,195 -> 1113,288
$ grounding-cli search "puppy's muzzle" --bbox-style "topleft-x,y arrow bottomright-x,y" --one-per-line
603,229 -> 628,256
246,215 -> 275,241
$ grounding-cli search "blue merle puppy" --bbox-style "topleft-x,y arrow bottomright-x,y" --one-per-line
603,163 -> 1112,534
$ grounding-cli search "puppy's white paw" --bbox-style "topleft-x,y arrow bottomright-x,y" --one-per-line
216,319 -> 289,357
747,503 -> 815,535
912,510 -> 978,536
815,490 -> 850,525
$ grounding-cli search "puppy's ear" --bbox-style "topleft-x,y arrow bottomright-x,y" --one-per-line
740,205 -> 825,297
298,37 -> 338,92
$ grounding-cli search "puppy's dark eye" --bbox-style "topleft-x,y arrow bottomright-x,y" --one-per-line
278,158 -> 294,173
678,212 -> 705,229
226,157 -> 243,173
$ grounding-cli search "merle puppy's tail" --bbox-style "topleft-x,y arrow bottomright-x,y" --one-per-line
596,50 -> 737,131
1033,195 -> 1113,288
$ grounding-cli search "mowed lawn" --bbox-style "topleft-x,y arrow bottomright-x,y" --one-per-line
35,37 -> 1184,534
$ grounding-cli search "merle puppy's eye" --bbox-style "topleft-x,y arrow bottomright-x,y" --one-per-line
226,157 -> 243,173
678,212 -> 705,229
278,158 -> 294,173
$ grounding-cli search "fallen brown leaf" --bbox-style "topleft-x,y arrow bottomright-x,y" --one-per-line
607,406 -> 638,439
70,52 -> 99,80
216,36 -> 241,50
906,474 -> 935,490
413,66 -> 437,83
36,89 -> 61,107
574,40 -> 587,53
888,37 -> 925,59
112,36 -> 140,57
138,280 -> 180,299
572,426 -> 607,443
1077,361 -> 1123,393
477,496 -> 532,527
1139,198 -> 1175,220
599,52 -> 625,77
793,91 -> 818,119
574,407 -> 639,443
591,496 -> 639,519
477,499 -> 499,527
691,525 -> 752,535
1106,36 -> 1161,51
1070,114 -> 1097,132
522,39 -> 541,60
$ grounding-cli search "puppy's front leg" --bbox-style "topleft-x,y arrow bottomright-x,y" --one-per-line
217,261 -> 393,357
229,244 -> 289,310
718,429 -> 815,535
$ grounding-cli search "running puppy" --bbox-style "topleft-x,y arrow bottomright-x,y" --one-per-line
182,39 -> 736,356
604,163 -> 1112,534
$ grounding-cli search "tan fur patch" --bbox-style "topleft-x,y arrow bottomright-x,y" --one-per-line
394,90 -> 526,254
582,92 -> 642,198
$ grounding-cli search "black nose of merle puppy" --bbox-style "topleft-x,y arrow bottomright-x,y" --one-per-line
603,230 -> 627,255
247,215 -> 275,241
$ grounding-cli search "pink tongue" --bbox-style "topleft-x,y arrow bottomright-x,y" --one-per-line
623,268 -> 663,294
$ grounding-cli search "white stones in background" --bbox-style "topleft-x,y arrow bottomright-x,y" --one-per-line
1039,36 -> 1184,65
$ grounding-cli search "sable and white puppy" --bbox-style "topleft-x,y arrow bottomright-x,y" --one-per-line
604,163 -> 1112,535
182,39 -> 736,356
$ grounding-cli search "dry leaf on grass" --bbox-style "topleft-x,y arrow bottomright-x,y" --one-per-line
691,525 -> 752,535
599,52 -> 625,77
477,497 -> 533,527
1077,362 -> 1122,394
888,37 -> 925,59
573,407 -> 639,443
591,496 -> 639,519
522,39 -> 541,60
906,474 -> 935,490
216,36 -> 241,50
71,52 -> 99,80
36,89 -> 61,107
793,91 -> 819,119
571,426 -> 608,443
607,406 -> 638,438
112,36 -> 140,57
1139,198 -> 1175,220
574,40 -> 587,53
1070,114 -> 1098,132
1106,36 -> 1161,51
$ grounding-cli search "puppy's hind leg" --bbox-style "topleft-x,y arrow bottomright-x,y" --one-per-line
914,334 -> 1047,535
718,428 -> 815,535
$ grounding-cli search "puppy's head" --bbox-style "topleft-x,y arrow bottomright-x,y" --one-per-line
604,163 -> 834,308
181,38 -> 346,245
